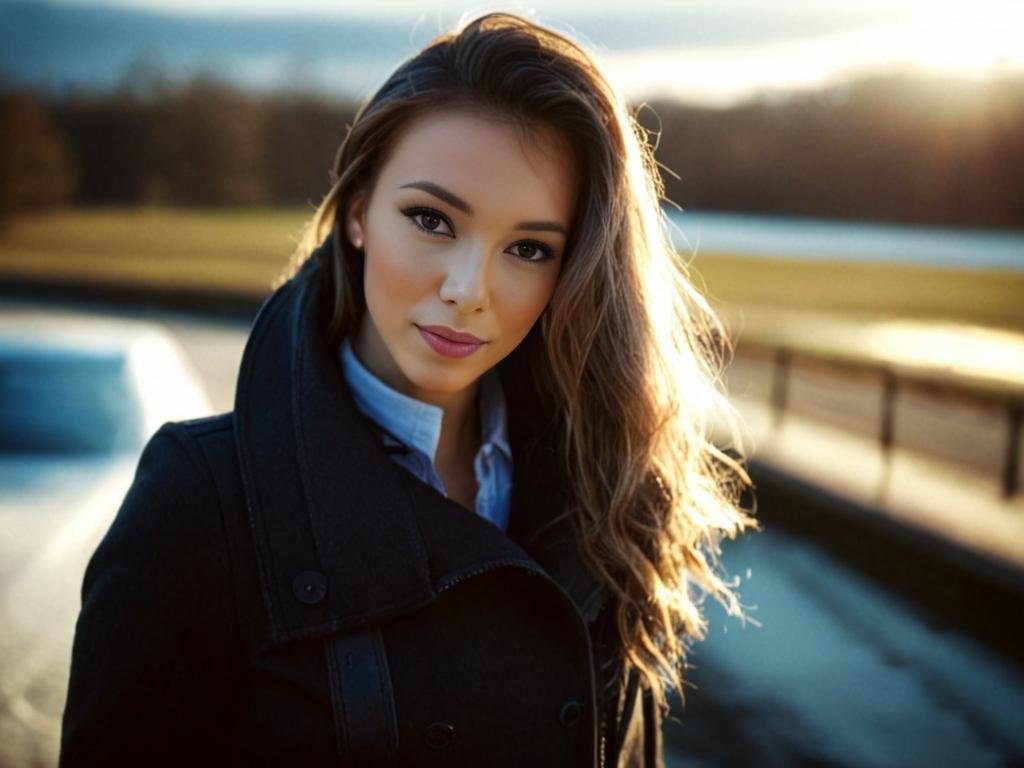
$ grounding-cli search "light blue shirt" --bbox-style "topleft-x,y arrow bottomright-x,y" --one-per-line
340,338 -> 513,532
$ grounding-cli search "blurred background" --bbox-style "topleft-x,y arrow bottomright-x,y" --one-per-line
1,0 -> 1023,765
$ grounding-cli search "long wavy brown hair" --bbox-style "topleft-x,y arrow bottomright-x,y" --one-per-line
280,11 -> 758,710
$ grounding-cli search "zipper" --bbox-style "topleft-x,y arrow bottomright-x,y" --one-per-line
599,711 -> 608,768
435,557 -> 544,592
435,557 -> 602,766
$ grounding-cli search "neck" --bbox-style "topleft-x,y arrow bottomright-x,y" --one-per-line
434,386 -> 480,474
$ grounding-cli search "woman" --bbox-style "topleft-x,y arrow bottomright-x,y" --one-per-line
61,12 -> 756,767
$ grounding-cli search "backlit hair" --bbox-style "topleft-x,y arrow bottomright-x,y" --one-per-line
280,11 -> 758,711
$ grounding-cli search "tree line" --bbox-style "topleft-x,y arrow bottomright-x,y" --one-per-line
2,70 -> 1022,229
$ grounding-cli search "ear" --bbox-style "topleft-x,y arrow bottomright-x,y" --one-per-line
344,192 -> 366,250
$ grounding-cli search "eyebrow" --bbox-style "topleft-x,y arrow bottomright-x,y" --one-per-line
398,180 -> 569,237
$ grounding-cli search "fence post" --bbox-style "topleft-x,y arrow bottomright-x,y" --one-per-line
771,348 -> 790,428
880,369 -> 897,459
1003,398 -> 1022,499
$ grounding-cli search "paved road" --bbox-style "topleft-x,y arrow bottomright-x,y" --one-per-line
2,301 -> 1021,767
665,527 -> 1024,767
0,457 -> 136,768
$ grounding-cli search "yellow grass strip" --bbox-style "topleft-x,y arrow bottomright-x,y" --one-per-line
690,251 -> 1024,332
0,207 -> 312,295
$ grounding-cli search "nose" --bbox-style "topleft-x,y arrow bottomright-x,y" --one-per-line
438,244 -> 490,313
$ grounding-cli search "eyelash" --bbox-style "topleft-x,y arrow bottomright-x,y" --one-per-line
400,205 -> 556,263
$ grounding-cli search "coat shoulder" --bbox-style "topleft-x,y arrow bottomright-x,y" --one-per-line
62,415 -> 244,762
128,413 -> 244,578
175,411 -> 236,461
82,414 -> 239,606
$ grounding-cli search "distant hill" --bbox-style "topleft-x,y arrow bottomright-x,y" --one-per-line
0,0 -> 897,101
0,1 -> 415,97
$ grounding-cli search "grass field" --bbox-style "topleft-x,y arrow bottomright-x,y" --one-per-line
690,253 -> 1024,333
0,207 -> 310,295
2,207 -> 1023,336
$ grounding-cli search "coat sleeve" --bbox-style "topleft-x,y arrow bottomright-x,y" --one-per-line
60,422 -> 239,766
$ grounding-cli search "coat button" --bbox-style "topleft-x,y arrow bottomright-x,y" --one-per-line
292,570 -> 327,604
422,722 -> 455,750
559,700 -> 584,728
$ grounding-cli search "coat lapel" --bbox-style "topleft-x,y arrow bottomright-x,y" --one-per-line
234,237 -> 607,647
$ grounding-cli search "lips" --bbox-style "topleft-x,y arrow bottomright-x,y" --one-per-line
415,324 -> 485,359
417,325 -> 483,344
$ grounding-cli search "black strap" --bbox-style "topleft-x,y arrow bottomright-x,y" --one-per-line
642,685 -> 662,768
614,665 -> 640,754
325,628 -> 399,760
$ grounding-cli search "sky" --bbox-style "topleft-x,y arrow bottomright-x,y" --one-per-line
3,0 -> 1023,105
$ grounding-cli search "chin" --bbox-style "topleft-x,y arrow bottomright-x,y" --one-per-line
403,356 -> 482,397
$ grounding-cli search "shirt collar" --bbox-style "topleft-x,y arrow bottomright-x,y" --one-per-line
478,364 -> 512,462
340,338 -> 511,464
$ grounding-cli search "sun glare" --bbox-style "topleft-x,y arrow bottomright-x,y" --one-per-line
894,6 -> 1024,74
862,320 -> 1024,389
602,1 -> 1024,104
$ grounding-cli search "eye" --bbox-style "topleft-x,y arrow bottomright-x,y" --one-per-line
401,206 -> 454,237
507,240 -> 556,263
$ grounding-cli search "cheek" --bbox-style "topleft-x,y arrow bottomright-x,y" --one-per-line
364,235 -> 434,325
494,265 -> 558,340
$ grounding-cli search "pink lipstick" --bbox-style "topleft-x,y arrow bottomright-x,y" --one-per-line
416,325 -> 484,358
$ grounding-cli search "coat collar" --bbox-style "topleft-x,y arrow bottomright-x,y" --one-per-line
234,238 -> 606,647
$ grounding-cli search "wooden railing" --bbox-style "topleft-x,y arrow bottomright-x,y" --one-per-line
736,339 -> 1024,499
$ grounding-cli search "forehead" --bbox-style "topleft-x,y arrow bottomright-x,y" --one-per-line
376,108 -> 578,222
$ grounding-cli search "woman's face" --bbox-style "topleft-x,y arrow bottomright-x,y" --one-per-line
346,108 -> 577,404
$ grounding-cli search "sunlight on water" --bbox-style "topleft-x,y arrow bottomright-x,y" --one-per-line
666,210 -> 1024,270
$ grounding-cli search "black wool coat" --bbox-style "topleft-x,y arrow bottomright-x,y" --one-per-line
60,238 -> 665,767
